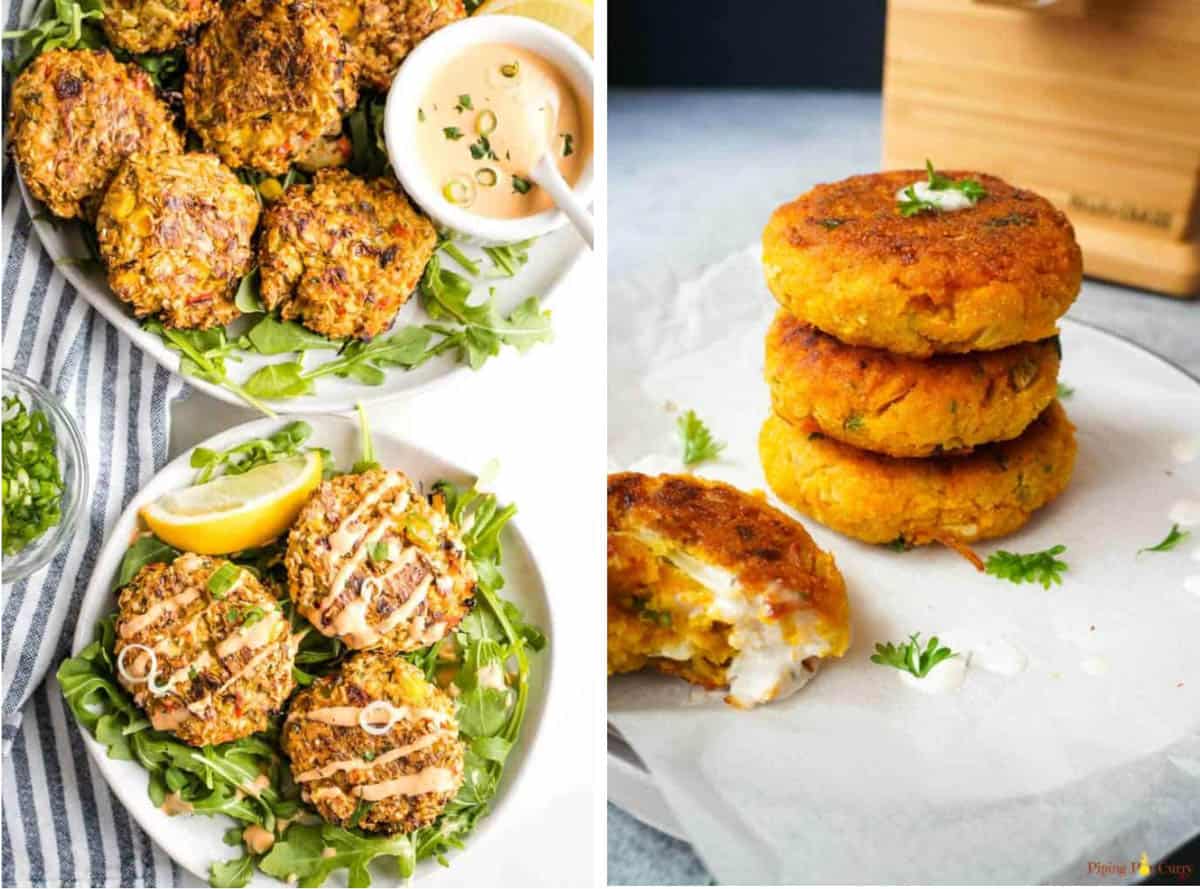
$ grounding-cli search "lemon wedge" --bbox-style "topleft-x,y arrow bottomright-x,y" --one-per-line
141,452 -> 322,554
474,0 -> 593,55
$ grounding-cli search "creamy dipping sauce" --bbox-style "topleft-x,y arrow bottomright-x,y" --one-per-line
417,44 -> 590,219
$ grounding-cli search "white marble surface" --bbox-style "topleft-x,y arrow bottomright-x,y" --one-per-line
606,87 -> 1199,886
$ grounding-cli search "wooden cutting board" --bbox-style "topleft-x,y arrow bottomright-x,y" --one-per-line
882,0 -> 1200,297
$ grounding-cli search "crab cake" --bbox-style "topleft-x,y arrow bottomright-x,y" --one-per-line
759,402 -> 1076,548
318,0 -> 466,91
100,0 -> 219,53
113,553 -> 297,747
608,472 -> 850,708
282,652 -> 464,832
258,170 -> 437,340
183,0 -> 358,175
96,152 -> 259,329
287,470 -> 476,652
762,171 -> 1082,357
7,49 -> 182,220
765,312 -> 1062,458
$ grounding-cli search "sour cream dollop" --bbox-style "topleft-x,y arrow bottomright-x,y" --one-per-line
895,180 -> 976,212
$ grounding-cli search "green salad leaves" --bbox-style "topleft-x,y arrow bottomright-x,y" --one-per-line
172,237 -> 552,414
58,424 -> 546,888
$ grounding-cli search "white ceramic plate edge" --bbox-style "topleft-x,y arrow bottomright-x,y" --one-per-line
67,413 -> 557,886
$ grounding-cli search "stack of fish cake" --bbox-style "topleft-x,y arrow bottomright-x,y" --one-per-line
757,170 -> 1082,550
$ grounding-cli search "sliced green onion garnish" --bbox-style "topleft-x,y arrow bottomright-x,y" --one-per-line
442,177 -> 475,206
475,110 -> 498,136
2,394 -> 64,556
475,167 -> 498,187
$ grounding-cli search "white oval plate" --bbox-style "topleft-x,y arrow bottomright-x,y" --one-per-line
20,177 -> 585,414
68,414 -> 554,886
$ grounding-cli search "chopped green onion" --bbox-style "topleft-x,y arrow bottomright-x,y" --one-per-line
475,110 -> 498,136
2,394 -> 65,556
475,167 -> 497,187
442,177 -> 475,206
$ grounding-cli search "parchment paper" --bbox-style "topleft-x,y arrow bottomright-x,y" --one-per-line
607,245 -> 1200,885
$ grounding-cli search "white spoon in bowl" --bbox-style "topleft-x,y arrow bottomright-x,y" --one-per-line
522,94 -> 593,249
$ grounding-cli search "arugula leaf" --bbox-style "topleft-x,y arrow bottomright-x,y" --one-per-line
233,269 -> 265,314
3,0 -> 105,72
1138,524 -> 1190,555
418,255 -> 552,369
481,240 -> 534,278
985,545 -> 1069,589
346,94 -> 390,178
191,420 -> 313,483
260,823 -> 414,889
209,853 -> 255,889
145,320 -> 276,417
244,362 -> 313,399
676,409 -> 725,466
246,316 -> 339,356
870,632 -> 957,678
115,536 -> 180,590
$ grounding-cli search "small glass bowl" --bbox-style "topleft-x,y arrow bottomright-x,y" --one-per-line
2,369 -> 89,584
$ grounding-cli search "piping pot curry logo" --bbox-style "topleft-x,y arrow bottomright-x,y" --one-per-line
1087,852 -> 1193,882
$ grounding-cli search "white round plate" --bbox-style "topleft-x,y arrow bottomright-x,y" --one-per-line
68,414 -> 554,886
20,177 -> 584,414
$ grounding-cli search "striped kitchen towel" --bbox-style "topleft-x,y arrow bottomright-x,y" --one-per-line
2,8 -> 192,877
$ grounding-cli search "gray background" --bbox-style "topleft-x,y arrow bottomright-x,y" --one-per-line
607,88 -> 1199,886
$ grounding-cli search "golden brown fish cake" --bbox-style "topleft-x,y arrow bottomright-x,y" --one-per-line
765,312 -> 1061,458
282,652 -> 464,833
100,0 -> 219,53
762,171 -> 1082,357
318,0 -> 466,91
258,170 -> 437,340
286,470 -> 476,652
183,0 -> 358,175
96,152 -> 259,329
758,401 -> 1076,548
608,472 -> 850,708
114,553 -> 296,747
7,49 -> 182,219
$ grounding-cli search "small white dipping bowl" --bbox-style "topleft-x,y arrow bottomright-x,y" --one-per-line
384,15 -> 594,245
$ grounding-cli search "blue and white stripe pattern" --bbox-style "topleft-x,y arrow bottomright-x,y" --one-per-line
3,3 -> 191,879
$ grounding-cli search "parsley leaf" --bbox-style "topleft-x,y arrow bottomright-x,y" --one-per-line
897,184 -> 938,217
1138,524 -> 1190,555
984,545 -> 1069,589
870,632 -> 957,678
676,410 -> 725,467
